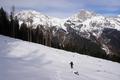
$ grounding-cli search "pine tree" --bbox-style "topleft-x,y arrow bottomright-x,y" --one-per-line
14,16 -> 19,38
35,26 -> 40,43
0,7 -> 10,36
19,22 -> 28,41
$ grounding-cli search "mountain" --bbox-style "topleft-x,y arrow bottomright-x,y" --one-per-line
66,10 -> 120,38
65,10 -> 120,59
16,10 -> 66,30
15,10 -> 120,62
65,10 -> 120,56
0,35 -> 120,80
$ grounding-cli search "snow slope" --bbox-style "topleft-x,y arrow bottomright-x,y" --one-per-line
0,35 -> 120,80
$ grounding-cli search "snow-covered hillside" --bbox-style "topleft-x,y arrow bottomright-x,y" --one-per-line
0,35 -> 120,80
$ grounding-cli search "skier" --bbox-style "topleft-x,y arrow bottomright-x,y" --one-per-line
70,61 -> 74,69
70,61 -> 79,76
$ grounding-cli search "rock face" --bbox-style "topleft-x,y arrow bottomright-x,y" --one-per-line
16,10 -> 120,62
101,28 -> 120,56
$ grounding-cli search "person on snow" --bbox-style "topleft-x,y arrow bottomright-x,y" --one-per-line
70,61 -> 74,69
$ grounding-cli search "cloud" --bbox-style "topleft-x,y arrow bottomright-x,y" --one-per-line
0,0 -> 120,18
91,0 -> 120,9
0,0 -> 75,9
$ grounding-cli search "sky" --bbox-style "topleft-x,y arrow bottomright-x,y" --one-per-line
0,0 -> 120,18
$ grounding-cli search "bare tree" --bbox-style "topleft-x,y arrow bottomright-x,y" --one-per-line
27,17 -> 33,42
10,6 -> 15,37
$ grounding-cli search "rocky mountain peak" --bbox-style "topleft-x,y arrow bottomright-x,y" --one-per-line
69,9 -> 96,22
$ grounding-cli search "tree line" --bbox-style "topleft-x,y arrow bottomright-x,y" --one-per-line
0,7 -> 19,38
0,7 -> 54,46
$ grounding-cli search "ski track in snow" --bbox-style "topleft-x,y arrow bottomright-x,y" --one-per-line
0,35 -> 120,80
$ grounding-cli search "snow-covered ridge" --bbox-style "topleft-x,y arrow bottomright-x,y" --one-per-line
16,10 -> 66,29
0,35 -> 120,80
64,10 -> 120,39
16,9 -> 120,38
16,10 -> 120,29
